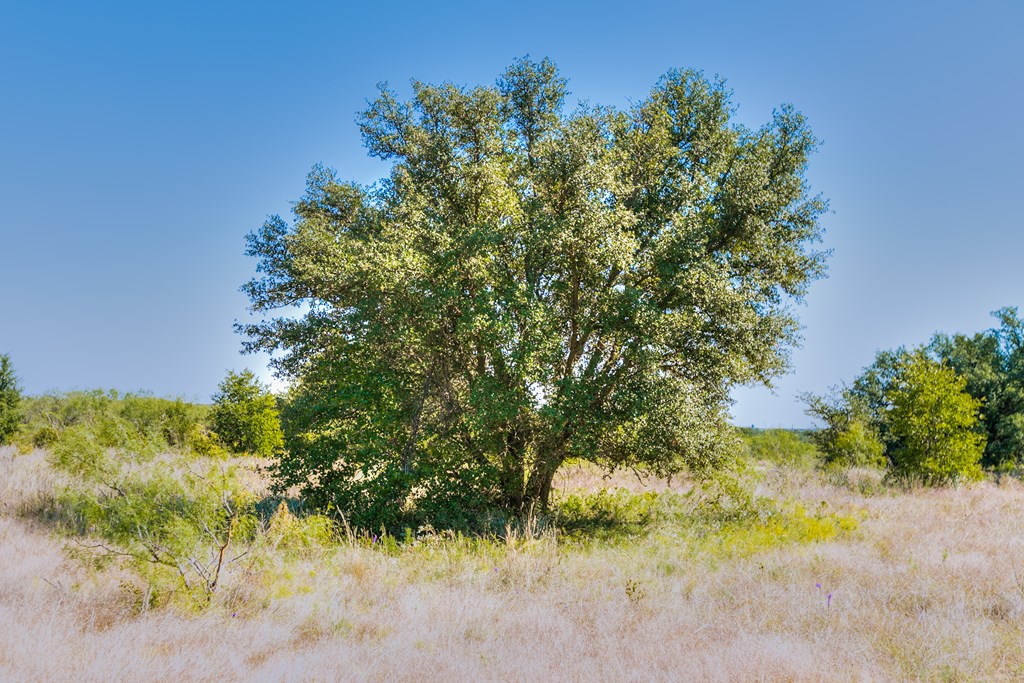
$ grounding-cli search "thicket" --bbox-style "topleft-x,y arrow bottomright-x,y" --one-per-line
11,371 -> 287,462
14,390 -> 220,456
736,428 -> 821,469
802,309 -> 1024,484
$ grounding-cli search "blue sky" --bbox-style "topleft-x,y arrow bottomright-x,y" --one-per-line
1,0 -> 1021,426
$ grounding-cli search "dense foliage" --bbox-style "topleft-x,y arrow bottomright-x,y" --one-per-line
803,312 -> 1024,482
0,353 -> 22,444
884,353 -> 985,483
926,308 -> 1024,468
241,58 -> 827,529
842,310 -> 1024,473
14,389 -> 217,455
802,392 -> 885,468
209,370 -> 284,458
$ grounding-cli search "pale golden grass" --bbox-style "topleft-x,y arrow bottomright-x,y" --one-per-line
3,445 -> 1024,681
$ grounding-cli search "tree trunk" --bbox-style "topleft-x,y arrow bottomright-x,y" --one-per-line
500,429 -> 528,510
524,450 -> 563,511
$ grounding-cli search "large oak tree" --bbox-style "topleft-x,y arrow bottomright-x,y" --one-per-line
241,58 -> 826,529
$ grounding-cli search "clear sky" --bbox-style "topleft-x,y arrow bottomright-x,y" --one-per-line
1,0 -> 1021,426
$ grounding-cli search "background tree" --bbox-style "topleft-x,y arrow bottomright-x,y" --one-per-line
830,308 -> 1024,472
210,370 -> 284,457
802,390 -> 885,468
927,307 -> 1024,468
846,347 -> 908,447
885,353 -> 985,484
241,58 -> 827,529
0,353 -> 23,444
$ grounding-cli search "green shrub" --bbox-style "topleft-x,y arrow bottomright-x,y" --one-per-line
210,370 -> 284,457
51,420 -> 257,607
802,392 -> 886,468
555,488 -> 663,541
738,428 -> 821,468
886,353 -> 985,485
265,501 -> 336,550
31,425 -> 58,449
119,395 -> 210,450
20,390 -> 114,435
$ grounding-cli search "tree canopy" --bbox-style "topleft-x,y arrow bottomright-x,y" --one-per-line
241,58 -> 827,529
927,307 -> 1024,468
817,308 -> 1024,474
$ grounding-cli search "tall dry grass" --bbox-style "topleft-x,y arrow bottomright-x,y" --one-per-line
2,445 -> 1024,681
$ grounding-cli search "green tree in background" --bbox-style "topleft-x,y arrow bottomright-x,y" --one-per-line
0,354 -> 23,444
927,308 -> 1024,468
838,308 -> 1024,471
886,353 -> 985,484
210,370 -> 283,457
241,58 -> 827,528
802,391 -> 885,468
847,347 -> 908,451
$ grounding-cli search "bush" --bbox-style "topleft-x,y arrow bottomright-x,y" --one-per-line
886,353 -> 985,485
15,390 -> 213,456
210,370 -> 283,457
802,392 -> 886,468
51,419 -> 257,607
118,395 -> 210,450
0,354 -> 23,444
738,428 -> 821,468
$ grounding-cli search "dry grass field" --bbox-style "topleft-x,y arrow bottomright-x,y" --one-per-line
2,445 -> 1024,681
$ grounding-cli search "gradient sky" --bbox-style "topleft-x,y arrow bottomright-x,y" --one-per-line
1,0 -> 1021,426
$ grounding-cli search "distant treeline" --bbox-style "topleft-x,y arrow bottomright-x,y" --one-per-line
804,307 -> 1024,483
0,367 -> 283,460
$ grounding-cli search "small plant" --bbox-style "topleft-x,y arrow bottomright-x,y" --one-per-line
625,578 -> 647,605
266,500 -> 335,550
815,582 -> 833,610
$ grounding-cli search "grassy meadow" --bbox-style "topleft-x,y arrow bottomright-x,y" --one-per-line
2,427 -> 1024,681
